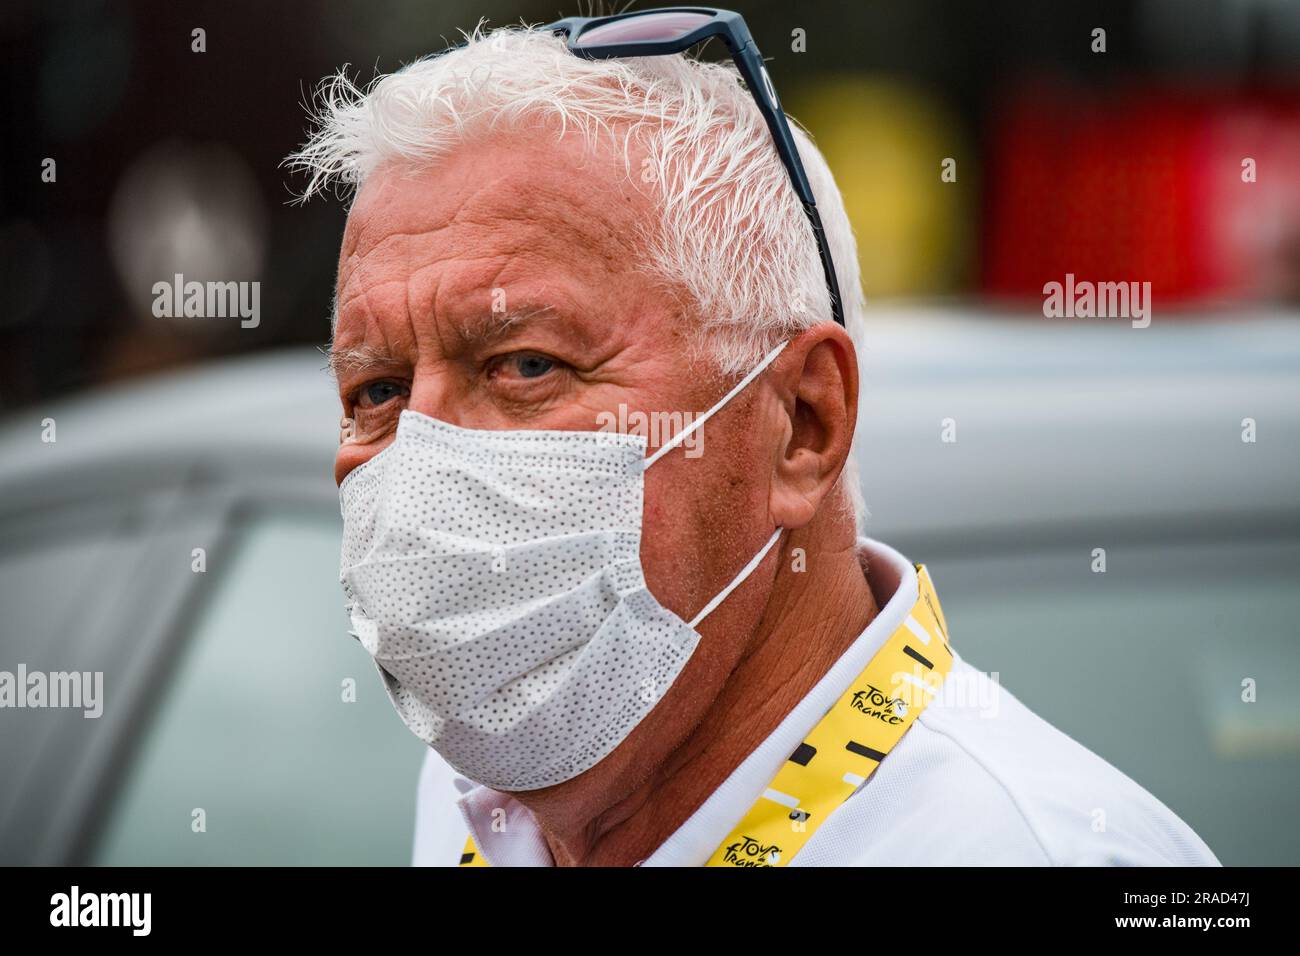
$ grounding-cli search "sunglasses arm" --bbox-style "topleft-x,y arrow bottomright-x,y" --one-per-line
728,42 -> 846,325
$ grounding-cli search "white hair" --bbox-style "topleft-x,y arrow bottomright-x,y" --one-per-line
287,21 -> 868,534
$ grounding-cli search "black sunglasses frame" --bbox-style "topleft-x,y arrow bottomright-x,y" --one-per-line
540,6 -> 846,327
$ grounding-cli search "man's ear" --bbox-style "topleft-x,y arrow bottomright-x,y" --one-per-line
767,322 -> 859,530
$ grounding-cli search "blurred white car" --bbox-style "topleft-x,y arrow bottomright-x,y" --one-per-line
1,310 -> 1297,865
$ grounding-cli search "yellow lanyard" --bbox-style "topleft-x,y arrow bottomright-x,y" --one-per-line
459,564 -> 953,868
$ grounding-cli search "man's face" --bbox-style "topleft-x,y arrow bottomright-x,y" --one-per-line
331,128 -> 788,787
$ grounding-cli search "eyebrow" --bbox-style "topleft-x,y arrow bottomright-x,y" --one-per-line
325,303 -> 564,380
325,342 -> 397,380
457,303 -> 562,343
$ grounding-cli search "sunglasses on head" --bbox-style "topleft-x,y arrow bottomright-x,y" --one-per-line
540,6 -> 846,328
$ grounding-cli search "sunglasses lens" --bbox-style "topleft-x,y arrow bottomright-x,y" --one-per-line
574,11 -> 713,47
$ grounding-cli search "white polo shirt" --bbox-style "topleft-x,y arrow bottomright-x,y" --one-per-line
411,538 -> 1220,867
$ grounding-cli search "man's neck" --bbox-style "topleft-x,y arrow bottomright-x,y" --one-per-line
531,516 -> 879,866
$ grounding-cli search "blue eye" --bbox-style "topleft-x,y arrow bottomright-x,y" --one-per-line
514,354 -> 555,378
363,381 -> 404,406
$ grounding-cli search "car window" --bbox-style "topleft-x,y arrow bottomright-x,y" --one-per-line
924,537 -> 1300,866
0,495 -> 217,864
90,509 -> 428,865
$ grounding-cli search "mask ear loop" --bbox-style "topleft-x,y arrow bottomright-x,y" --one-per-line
642,339 -> 790,470
689,527 -> 784,629
640,338 -> 790,628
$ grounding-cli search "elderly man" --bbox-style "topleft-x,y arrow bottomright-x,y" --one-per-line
290,10 -> 1218,867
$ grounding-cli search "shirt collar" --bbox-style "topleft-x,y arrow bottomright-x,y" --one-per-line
454,536 -> 918,867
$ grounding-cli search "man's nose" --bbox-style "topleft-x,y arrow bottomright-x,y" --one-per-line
405,364 -> 464,427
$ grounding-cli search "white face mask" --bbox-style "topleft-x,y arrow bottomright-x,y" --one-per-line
338,341 -> 788,791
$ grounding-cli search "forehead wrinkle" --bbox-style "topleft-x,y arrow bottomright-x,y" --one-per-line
334,264 -> 422,347
331,141 -> 652,376
341,138 -> 650,290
